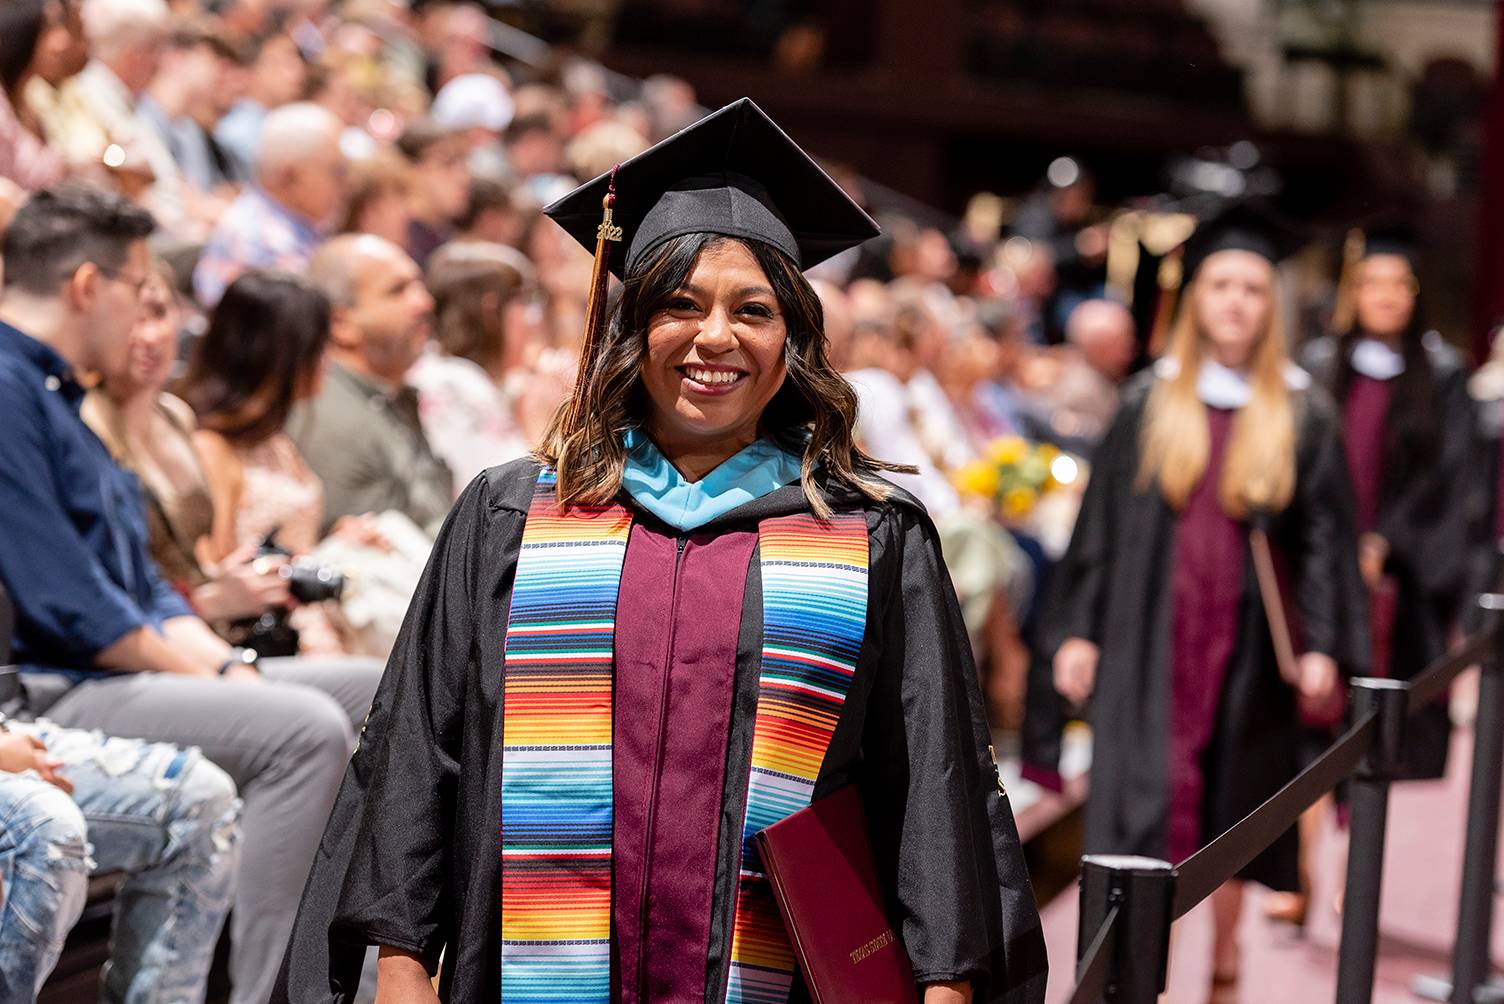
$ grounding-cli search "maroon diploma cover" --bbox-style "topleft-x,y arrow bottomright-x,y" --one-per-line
753,785 -> 919,1004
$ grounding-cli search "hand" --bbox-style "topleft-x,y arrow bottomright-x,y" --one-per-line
195,543 -> 291,620
374,946 -> 439,1004
1053,637 -> 1100,707
0,732 -> 73,794
0,177 -> 25,236
221,664 -> 264,684
1359,533 -> 1389,590
1295,651 -> 1339,713
924,981 -> 973,1003
332,513 -> 391,552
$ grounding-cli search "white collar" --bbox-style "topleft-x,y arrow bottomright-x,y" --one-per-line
1154,356 -> 1310,409
1350,338 -> 1405,380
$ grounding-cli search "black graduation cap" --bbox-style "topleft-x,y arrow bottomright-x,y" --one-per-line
1180,199 -> 1309,283
1346,214 -> 1418,268
542,97 -> 880,280
1328,213 -> 1420,332
1144,201 -> 1308,353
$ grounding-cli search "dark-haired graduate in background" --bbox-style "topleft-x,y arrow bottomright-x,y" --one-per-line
1300,223 -> 1472,779
277,99 -> 1047,1004
1285,224 -> 1473,926
1040,203 -> 1368,999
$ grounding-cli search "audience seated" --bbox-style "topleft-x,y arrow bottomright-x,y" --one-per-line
293,233 -> 454,536
409,240 -> 541,488
193,101 -> 344,307
82,262 -> 293,630
213,31 -> 306,183
0,0 -> 66,194
0,184 -> 382,1004
183,269 -> 375,658
0,718 -> 240,1001
394,116 -> 470,266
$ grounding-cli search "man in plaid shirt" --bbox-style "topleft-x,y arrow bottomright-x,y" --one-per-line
193,102 -> 345,307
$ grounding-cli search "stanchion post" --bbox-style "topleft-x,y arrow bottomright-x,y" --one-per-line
1449,596 -> 1504,1003
1077,855 -> 1175,1003
1335,677 -> 1410,1004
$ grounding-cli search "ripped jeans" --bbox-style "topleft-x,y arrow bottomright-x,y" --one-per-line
0,722 -> 241,1004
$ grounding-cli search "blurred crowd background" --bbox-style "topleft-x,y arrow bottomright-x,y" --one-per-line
2,0 -> 1503,999
2,0 -> 1499,795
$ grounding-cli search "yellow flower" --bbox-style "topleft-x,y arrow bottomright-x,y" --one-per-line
1003,486 -> 1037,519
955,461 -> 1000,500
987,436 -> 1029,467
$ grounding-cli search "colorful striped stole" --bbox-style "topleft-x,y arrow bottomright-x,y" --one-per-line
724,513 -> 870,1004
500,471 -> 870,1003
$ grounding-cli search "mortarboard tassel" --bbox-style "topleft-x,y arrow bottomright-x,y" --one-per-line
1147,248 -> 1183,358
564,164 -> 622,431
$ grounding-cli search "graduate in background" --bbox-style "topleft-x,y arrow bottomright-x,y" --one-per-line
275,99 -> 1047,1004
1285,224 -> 1473,925
1301,222 -> 1471,778
1467,332 -> 1504,624
1043,203 -> 1368,999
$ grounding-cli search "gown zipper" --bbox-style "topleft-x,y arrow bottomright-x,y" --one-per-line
635,533 -> 688,1000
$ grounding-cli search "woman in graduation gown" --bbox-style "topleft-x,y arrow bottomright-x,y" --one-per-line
274,99 -> 1047,1004
1299,223 -> 1472,782
1043,203 -> 1368,993
1466,336 -> 1504,620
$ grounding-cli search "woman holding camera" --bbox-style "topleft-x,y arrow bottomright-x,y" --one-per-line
84,264 -> 297,629
183,269 -> 382,657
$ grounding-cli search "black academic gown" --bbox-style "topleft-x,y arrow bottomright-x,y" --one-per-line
1028,373 -> 1368,889
1463,384 -> 1503,632
274,457 -> 1048,1004
1302,335 -> 1473,780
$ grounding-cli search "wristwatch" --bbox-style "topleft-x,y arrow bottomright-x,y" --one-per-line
217,647 -> 261,676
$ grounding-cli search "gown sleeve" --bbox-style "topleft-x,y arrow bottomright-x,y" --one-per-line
1380,362 -> 1474,605
1022,386 -> 1142,786
1289,395 -> 1370,675
1463,397 -> 1502,632
274,474 -> 499,1004
1039,391 -> 1141,655
862,502 -> 1049,1004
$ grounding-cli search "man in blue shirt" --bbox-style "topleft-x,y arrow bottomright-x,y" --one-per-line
0,183 -> 382,1004
0,184 -> 241,1003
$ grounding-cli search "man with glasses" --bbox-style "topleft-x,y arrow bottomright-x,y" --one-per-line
0,183 -> 382,1004
0,183 -> 242,1004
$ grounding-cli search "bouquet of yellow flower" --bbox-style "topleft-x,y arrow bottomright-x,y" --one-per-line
953,436 -> 1079,521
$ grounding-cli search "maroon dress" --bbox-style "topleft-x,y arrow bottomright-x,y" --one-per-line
1341,373 -> 1394,535
611,521 -> 758,1003
1166,407 -> 1245,863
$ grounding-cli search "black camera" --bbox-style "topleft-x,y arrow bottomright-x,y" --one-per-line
226,532 -> 346,657
258,533 -> 346,603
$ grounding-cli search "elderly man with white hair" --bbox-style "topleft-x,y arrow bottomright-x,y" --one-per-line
193,102 -> 346,307
59,0 -> 195,231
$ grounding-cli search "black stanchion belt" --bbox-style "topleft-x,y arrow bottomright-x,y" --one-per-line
1172,710 -> 1378,918
1066,905 -> 1120,1004
1408,629 -> 1494,716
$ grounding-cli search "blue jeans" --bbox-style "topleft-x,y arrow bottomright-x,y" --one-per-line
0,722 -> 241,1004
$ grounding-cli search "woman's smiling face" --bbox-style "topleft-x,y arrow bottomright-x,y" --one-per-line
640,239 -> 789,455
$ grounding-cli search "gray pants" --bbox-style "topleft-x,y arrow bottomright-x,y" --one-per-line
36,659 -> 383,1004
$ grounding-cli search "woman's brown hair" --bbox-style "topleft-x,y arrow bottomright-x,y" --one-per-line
424,240 -> 537,371
181,270 -> 331,447
338,152 -> 411,236
538,233 -> 906,518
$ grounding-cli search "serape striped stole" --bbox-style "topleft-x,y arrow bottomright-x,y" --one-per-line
499,470 -> 870,1004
